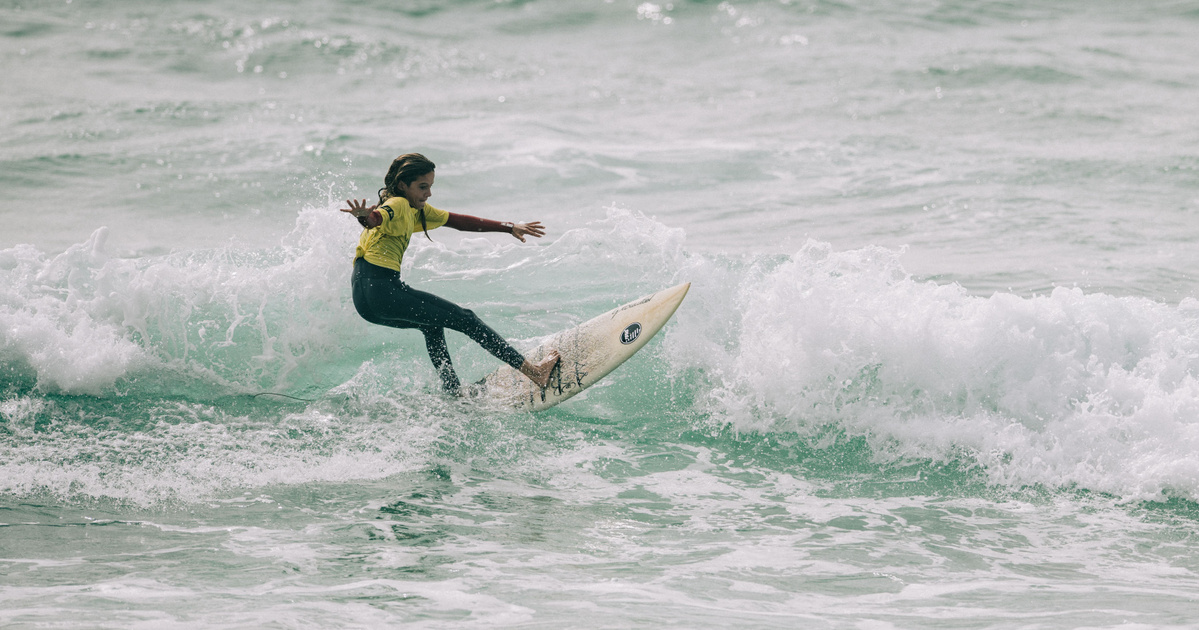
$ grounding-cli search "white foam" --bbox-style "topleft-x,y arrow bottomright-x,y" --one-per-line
5,206 -> 1198,504
0,229 -> 148,394
0,206 -> 363,394
697,240 -> 1199,500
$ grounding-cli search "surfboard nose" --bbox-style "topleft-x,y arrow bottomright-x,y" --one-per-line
647,282 -> 690,322
480,281 -> 692,411
657,282 -> 691,307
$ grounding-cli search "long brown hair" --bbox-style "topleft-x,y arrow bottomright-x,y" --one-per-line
378,153 -> 436,241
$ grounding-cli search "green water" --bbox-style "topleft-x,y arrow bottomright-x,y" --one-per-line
4,0 -> 1199,627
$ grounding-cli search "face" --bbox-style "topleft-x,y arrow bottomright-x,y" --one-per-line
397,171 -> 434,209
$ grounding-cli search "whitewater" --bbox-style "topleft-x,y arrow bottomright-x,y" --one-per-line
3,1 -> 1199,627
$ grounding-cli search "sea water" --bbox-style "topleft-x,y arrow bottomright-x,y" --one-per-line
2,0 -> 1198,627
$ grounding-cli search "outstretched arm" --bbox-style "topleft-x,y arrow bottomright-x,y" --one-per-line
445,213 -> 546,243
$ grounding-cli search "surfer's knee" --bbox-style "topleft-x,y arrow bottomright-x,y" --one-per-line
455,307 -> 490,332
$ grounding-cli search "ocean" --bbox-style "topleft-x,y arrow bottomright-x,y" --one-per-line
3,0 -> 1199,627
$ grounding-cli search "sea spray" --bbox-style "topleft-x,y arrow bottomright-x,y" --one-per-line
0,227 -> 147,394
5,205 -> 1198,506
0,206 -> 693,503
0,205 -> 365,397
703,240 -> 1199,500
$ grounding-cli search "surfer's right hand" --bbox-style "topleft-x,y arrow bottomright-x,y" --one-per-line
340,198 -> 377,219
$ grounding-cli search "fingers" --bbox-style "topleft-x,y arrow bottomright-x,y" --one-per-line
516,221 -> 546,239
339,199 -> 371,216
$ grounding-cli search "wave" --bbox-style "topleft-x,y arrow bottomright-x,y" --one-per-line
682,240 -> 1199,502
0,207 -> 358,397
2,205 -> 1198,504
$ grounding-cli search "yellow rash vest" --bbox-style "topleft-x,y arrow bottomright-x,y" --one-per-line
354,197 -> 450,272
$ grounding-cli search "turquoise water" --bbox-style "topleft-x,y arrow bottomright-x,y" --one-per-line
3,1 -> 1199,627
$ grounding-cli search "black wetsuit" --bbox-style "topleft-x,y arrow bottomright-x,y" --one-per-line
351,257 -> 525,393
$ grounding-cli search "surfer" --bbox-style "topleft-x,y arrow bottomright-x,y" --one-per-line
340,153 -> 560,394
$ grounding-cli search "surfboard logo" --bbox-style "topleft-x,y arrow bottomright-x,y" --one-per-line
620,322 -> 642,345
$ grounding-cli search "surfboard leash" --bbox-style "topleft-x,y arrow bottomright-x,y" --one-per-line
249,392 -> 317,403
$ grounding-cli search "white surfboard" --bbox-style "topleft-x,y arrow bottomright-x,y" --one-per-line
473,282 -> 690,411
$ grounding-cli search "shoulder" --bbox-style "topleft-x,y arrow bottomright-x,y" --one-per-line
381,197 -> 411,219
423,203 -> 449,222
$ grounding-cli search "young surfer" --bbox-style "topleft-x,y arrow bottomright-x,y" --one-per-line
340,153 -> 559,393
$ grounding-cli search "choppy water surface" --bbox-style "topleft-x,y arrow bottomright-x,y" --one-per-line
3,0 -> 1199,627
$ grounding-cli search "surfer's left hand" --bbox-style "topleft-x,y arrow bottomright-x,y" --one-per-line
512,221 -> 545,242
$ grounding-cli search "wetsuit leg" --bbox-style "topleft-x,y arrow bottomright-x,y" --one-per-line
419,325 -> 460,392
352,259 -> 526,392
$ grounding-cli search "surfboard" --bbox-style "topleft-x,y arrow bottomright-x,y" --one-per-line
473,282 -> 691,411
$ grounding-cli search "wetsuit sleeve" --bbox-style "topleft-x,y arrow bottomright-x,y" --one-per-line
444,212 -> 514,233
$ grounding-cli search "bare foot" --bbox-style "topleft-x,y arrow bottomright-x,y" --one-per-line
520,350 -> 560,388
